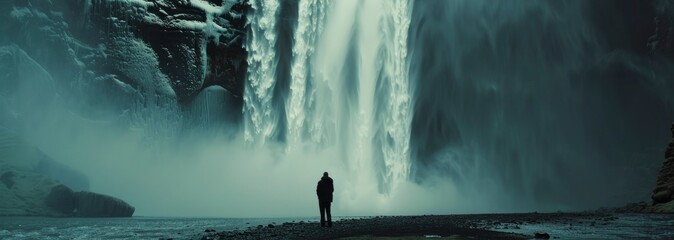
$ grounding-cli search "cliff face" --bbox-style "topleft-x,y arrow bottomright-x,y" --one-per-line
0,0 -> 249,216
651,123 -> 674,212
0,0 -> 248,111
84,0 -> 249,101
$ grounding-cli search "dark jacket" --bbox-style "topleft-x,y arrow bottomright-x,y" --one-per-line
316,176 -> 334,203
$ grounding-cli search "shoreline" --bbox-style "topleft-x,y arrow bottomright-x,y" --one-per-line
199,213 -> 609,240
2,211 -> 672,239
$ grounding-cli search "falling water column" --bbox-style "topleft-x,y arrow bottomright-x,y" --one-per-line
376,0 -> 413,193
286,0 -> 328,147
243,0 -> 281,144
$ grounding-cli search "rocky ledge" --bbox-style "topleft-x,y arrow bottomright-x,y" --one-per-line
650,123 -> 674,213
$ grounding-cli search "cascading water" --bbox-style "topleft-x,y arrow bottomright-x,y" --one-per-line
286,0 -> 328,146
244,0 -> 281,144
243,0 -> 674,210
407,1 -> 604,210
374,0 -> 413,193
245,0 -> 413,193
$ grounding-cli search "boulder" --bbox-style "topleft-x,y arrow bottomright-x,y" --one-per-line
44,184 -> 136,217
45,185 -> 135,217
74,191 -> 135,217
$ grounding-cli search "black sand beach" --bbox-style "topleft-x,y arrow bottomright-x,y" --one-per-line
199,212 -> 618,239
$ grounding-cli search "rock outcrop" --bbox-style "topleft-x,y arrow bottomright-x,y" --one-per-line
0,127 -> 134,217
73,191 -> 135,217
651,123 -> 674,212
45,185 -> 135,217
1,172 -> 135,217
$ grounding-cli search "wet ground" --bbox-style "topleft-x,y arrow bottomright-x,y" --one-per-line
484,213 -> 674,239
202,213 -> 674,239
1,213 -> 672,239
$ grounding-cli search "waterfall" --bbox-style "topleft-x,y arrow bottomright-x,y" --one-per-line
286,0 -> 328,146
302,0 -> 413,193
375,0 -> 413,192
243,0 -> 413,193
243,0 -> 281,144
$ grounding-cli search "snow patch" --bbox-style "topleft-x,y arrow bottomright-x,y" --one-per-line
9,7 -> 32,19
112,0 -> 154,8
191,0 -> 226,15
168,19 -> 207,31
10,7 -> 48,21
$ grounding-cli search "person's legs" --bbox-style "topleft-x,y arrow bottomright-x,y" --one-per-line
319,201 -> 326,227
326,202 -> 332,227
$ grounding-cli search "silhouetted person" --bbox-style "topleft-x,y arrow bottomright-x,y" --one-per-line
316,172 -> 334,227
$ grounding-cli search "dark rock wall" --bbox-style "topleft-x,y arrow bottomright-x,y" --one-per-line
0,0 -> 248,110
407,0 -> 674,208
87,0 -> 249,101
652,123 -> 674,205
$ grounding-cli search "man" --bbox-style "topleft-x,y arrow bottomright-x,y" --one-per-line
316,171 -> 334,227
